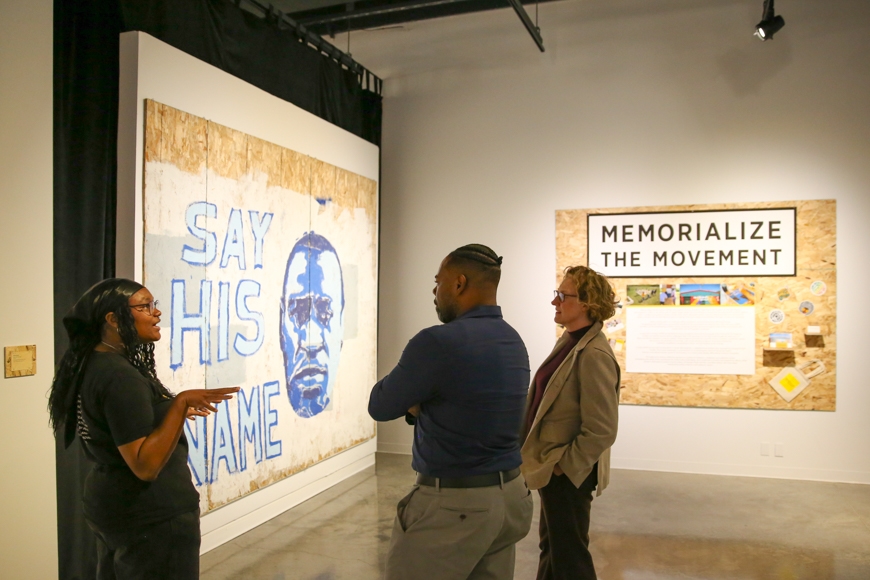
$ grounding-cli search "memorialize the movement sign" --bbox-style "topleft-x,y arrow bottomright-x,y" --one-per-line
587,208 -> 796,277
142,100 -> 378,513
557,200 -> 837,411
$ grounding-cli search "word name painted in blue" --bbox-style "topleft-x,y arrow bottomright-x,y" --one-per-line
184,381 -> 283,486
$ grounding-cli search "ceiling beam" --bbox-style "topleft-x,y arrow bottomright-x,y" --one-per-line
242,0 -> 383,91
296,0 -> 471,26
505,0 -> 544,52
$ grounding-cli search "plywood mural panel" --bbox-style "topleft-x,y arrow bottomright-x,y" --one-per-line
143,100 -> 378,513
556,200 -> 836,411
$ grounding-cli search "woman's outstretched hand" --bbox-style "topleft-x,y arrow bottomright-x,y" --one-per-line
178,387 -> 240,418
120,386 -> 240,481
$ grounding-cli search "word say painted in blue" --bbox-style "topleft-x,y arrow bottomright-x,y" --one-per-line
185,381 -> 283,486
181,202 -> 273,270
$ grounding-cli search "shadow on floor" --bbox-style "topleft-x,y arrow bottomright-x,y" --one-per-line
201,453 -> 870,579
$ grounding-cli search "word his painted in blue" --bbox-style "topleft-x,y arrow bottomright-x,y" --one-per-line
170,278 -> 265,368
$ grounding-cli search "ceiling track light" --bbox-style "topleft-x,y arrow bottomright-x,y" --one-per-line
755,0 -> 785,41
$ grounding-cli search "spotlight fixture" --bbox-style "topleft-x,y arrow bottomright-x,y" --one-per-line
754,0 -> 785,41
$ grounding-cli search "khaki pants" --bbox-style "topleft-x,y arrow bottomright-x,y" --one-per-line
385,475 -> 534,580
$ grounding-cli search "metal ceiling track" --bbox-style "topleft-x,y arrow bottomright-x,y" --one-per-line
297,0 -> 476,26
296,0 -> 544,53
240,0 -> 383,94
506,0 -> 544,52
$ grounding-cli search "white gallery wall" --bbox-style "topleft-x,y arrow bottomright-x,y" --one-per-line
0,0 -> 59,577
352,0 -> 870,483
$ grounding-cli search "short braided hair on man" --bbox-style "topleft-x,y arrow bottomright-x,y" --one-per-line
446,243 -> 503,286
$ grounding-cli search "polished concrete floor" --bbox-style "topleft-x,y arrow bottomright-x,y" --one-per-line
201,453 -> 870,579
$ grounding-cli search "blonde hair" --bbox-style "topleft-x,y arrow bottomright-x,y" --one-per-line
563,265 -> 618,322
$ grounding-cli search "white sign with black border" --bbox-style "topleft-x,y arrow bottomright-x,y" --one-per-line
587,208 -> 796,277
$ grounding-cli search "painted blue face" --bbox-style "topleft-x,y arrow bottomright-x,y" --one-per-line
280,238 -> 344,418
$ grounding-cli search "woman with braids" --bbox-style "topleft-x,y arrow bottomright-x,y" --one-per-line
519,266 -> 622,580
49,278 -> 239,579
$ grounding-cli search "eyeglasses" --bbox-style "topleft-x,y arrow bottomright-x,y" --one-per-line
130,300 -> 160,316
553,290 -> 579,302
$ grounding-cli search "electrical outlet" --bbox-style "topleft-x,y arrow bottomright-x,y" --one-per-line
774,443 -> 784,457
761,442 -> 770,456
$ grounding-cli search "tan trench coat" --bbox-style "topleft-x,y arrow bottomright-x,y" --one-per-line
520,321 -> 621,495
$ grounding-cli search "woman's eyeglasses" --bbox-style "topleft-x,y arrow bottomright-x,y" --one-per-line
130,300 -> 160,316
553,290 -> 578,302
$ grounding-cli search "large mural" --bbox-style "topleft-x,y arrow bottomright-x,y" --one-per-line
142,100 -> 378,513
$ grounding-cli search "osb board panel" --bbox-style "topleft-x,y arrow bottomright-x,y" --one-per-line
144,100 -> 207,174
143,100 -> 378,512
556,200 -> 836,411
144,100 -> 377,216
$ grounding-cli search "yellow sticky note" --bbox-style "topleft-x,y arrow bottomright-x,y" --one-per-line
779,373 -> 801,392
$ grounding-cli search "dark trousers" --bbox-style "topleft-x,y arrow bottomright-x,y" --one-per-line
88,510 -> 201,580
536,464 -> 598,580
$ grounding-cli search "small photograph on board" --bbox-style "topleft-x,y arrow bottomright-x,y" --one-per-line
604,318 -> 624,333
722,282 -> 756,305
659,284 -> 678,305
679,283 -> 722,305
608,338 -> 625,353
768,332 -> 794,349
626,284 -> 660,305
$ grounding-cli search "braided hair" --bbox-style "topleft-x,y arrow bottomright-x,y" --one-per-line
446,243 -> 503,286
48,278 -> 172,447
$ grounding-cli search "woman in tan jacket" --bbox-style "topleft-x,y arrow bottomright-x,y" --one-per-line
520,266 -> 621,580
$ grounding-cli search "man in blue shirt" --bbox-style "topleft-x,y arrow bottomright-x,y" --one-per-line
369,244 -> 533,580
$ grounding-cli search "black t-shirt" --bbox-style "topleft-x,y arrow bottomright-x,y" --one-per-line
77,352 -> 199,531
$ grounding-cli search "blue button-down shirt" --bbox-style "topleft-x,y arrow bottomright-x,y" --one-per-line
369,305 -> 530,478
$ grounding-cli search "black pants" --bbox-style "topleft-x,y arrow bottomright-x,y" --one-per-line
88,510 -> 201,580
536,464 -> 599,580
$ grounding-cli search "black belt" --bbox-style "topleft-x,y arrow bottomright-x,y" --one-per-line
416,467 -> 521,489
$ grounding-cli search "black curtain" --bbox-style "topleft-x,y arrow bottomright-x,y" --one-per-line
53,2 -> 123,577
118,1 -> 382,144
53,1 -> 382,578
